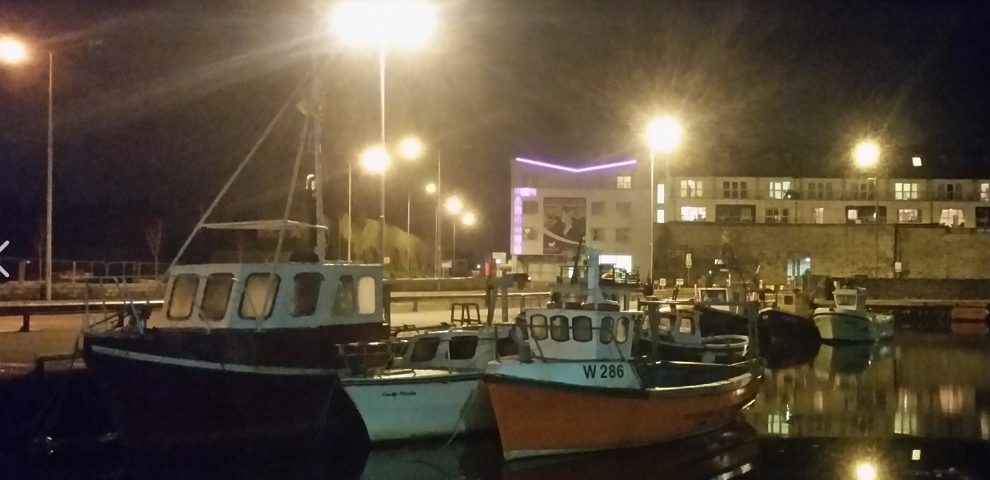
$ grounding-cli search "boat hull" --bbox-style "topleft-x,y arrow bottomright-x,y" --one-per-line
81,323 -> 387,447
813,311 -> 893,342
342,372 -> 494,442
655,338 -> 748,364
485,371 -> 759,460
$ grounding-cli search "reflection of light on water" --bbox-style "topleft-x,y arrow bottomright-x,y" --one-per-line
814,391 -> 824,412
712,463 -> 752,480
939,384 -> 964,414
767,413 -> 789,435
981,412 -> 989,440
895,388 -> 918,435
855,462 -> 877,480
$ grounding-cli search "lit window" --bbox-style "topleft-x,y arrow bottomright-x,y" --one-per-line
591,228 -> 605,241
680,206 -> 707,221
201,273 -> 233,321
813,207 -> 825,224
615,228 -> 631,243
616,176 -> 632,189
357,276 -> 377,314
167,274 -> 199,320
290,272 -> 323,317
847,209 -> 858,222
678,317 -> 694,334
590,201 -> 605,215
239,273 -> 280,320
615,202 -> 632,215
656,209 -> 665,223
769,181 -> 791,199
680,180 -> 703,198
656,184 -> 665,204
615,317 -> 629,343
981,183 -> 990,202
898,209 -> 920,223
940,209 -> 966,227
531,314 -> 548,340
550,315 -> 570,341
895,182 -> 918,200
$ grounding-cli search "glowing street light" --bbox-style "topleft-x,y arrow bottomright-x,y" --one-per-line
400,137 -> 423,160
461,212 -> 476,227
331,1 -> 437,48
645,116 -> 682,286
853,140 -> 880,168
0,37 -> 27,64
361,146 -> 390,173
425,182 -> 437,194
445,196 -> 463,215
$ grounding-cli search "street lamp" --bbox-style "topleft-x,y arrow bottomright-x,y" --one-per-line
645,116 -> 682,287
853,139 -> 881,277
443,196 -> 463,275
400,137 -> 423,276
332,1 -> 436,268
1,36 -> 54,300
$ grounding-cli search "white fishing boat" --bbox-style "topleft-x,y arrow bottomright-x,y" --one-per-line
644,303 -> 749,364
336,326 -> 510,442
813,287 -> 893,342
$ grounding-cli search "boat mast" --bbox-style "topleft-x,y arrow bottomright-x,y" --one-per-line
312,18 -> 326,262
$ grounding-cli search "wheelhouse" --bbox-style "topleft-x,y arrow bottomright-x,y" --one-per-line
161,262 -> 384,330
833,287 -> 868,311
519,304 -> 642,361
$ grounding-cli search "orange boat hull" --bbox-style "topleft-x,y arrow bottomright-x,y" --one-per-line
486,377 -> 759,460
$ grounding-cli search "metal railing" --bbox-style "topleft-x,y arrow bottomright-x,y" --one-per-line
0,257 -> 167,283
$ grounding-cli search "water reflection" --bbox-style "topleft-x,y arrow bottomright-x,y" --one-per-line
747,332 -> 990,440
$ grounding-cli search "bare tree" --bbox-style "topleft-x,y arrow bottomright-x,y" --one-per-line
144,218 -> 164,275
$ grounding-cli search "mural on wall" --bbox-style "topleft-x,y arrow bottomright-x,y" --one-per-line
543,197 -> 586,255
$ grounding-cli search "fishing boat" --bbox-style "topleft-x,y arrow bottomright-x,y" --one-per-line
484,249 -> 761,460
335,326 -> 512,442
640,302 -> 748,364
813,287 -> 893,342
81,75 -> 390,447
757,287 -> 819,344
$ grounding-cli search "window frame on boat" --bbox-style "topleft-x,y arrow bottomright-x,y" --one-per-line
530,314 -> 549,340
238,273 -> 281,320
166,274 -> 199,321
357,276 -> 377,314
410,336 -> 441,362
677,316 -> 695,335
599,316 -> 614,344
615,316 -> 629,343
332,275 -> 357,316
200,273 -> 234,321
572,316 -> 593,342
448,335 -> 479,360
289,272 -> 324,317
550,315 -> 570,341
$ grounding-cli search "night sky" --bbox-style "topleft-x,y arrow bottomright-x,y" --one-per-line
2,0 -> 990,262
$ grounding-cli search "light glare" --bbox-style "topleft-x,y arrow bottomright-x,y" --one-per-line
461,212 -> 477,227
445,196 -> 463,215
425,183 -> 437,194
855,462 -> 877,480
646,117 -> 682,153
0,37 -> 27,64
332,1 -> 436,48
912,156 -> 922,167
361,146 -> 390,174
853,140 -> 880,168
400,138 -> 423,159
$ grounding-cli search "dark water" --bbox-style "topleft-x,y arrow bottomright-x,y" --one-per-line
6,332 -> 989,480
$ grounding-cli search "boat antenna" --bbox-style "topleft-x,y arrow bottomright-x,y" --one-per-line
569,233 -> 586,285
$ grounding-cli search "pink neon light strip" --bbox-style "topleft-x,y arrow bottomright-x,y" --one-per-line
515,157 -> 637,173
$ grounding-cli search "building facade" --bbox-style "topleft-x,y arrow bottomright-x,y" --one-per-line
510,155 -> 990,283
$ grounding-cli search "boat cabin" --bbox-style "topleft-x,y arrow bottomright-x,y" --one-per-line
518,304 -> 641,361
159,262 -> 385,330
654,308 -> 704,344
697,284 -> 758,318
833,287 -> 868,311
551,264 -> 642,311
392,326 -> 516,371
773,287 -> 812,317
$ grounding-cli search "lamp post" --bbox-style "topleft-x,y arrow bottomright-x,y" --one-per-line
1,37 -> 54,300
361,146 -> 390,262
853,140 -> 881,277
399,138 -> 423,276
444,196 -> 463,276
645,117 -> 682,286
332,1 -> 436,268
457,211 -> 476,266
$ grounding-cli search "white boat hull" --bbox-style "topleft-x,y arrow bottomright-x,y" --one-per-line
341,371 -> 495,442
813,310 -> 893,342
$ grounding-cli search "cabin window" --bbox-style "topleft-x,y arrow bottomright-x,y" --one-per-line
572,316 -> 593,342
200,273 -> 234,321
600,316 -> 614,344
783,295 -> 794,306
410,337 -> 440,362
616,317 -> 629,343
167,274 -> 199,320
835,294 -> 855,307
658,315 -> 673,332
239,273 -> 280,319
550,315 -> 570,341
332,275 -> 356,316
290,273 -> 323,317
357,276 -> 377,314
530,314 -> 548,340
678,317 -> 694,335
448,336 -> 479,360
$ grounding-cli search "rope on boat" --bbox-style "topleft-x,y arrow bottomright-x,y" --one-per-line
441,385 -> 477,449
